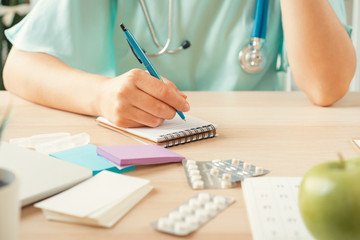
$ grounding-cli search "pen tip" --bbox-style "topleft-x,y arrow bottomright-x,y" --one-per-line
120,24 -> 126,31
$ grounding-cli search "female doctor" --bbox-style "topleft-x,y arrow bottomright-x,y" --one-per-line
2,0 -> 356,127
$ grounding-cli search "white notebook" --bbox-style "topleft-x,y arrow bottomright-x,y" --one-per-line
242,177 -> 314,240
353,138 -> 360,152
35,171 -> 153,228
96,115 -> 217,147
0,142 -> 92,206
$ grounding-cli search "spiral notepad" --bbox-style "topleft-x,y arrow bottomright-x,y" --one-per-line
95,115 -> 217,147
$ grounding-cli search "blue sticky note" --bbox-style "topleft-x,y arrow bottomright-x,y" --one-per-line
50,144 -> 135,176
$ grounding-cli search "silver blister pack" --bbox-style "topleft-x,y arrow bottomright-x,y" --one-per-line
183,159 -> 270,189
151,192 -> 234,236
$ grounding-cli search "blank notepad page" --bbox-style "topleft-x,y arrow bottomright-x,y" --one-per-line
242,177 -> 315,240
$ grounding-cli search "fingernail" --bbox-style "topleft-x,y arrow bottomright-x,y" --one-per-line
184,102 -> 190,111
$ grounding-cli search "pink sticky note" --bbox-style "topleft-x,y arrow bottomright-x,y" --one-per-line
96,145 -> 185,166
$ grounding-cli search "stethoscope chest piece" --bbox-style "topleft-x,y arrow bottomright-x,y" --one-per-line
239,37 -> 264,74
239,0 -> 269,74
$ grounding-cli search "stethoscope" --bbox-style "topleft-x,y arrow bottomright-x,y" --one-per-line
139,0 -> 191,57
139,0 -> 269,73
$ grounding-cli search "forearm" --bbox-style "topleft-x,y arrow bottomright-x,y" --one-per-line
280,0 -> 356,106
3,47 -> 107,116
3,47 -> 190,128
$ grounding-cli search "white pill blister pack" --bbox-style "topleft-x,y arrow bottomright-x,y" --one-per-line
183,159 -> 270,189
151,192 -> 234,236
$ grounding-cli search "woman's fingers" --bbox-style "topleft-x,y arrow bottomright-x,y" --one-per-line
98,68 -> 190,128
131,69 -> 190,112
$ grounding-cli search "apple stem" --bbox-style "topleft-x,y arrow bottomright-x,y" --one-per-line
337,152 -> 345,169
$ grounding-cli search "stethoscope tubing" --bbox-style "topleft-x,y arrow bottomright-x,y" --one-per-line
139,0 -> 269,73
251,0 -> 269,39
140,0 -> 187,56
139,0 -> 173,57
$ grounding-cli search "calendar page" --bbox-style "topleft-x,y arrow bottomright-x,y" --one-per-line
242,177 -> 315,240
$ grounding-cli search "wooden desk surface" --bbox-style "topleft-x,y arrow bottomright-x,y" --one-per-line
1,91 -> 360,240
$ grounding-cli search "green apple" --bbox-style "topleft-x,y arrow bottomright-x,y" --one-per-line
299,156 -> 360,240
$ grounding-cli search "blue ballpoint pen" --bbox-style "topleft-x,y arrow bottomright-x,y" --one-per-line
120,24 -> 186,121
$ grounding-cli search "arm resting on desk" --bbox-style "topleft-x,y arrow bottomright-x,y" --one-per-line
281,0 -> 356,107
2,48 -> 189,128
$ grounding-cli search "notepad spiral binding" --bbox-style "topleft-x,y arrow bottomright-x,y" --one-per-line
159,124 -> 216,147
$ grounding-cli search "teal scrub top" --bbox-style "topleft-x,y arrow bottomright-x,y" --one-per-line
5,0 -> 351,91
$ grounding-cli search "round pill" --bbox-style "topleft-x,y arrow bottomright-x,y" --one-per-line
221,180 -> 232,188
174,221 -> 190,235
179,204 -> 192,215
195,209 -> 209,223
210,167 -> 219,175
243,162 -> 251,171
187,164 -> 198,170
185,215 -> 200,229
255,166 -> 264,174
198,192 -> 211,203
192,180 -> 204,189
222,173 -> 231,181
204,202 -> 217,215
191,175 -> 202,182
186,161 -> 196,167
231,158 -> 240,165
189,198 -> 201,209
189,169 -> 200,175
213,196 -> 226,206
186,160 -> 196,166
168,211 -> 182,222
157,217 -> 173,231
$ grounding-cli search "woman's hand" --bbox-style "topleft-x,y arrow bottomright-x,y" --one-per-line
97,68 -> 190,128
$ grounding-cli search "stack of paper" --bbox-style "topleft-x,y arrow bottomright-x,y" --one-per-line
35,171 -> 152,227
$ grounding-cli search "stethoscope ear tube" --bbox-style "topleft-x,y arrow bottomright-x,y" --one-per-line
139,0 -> 190,57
